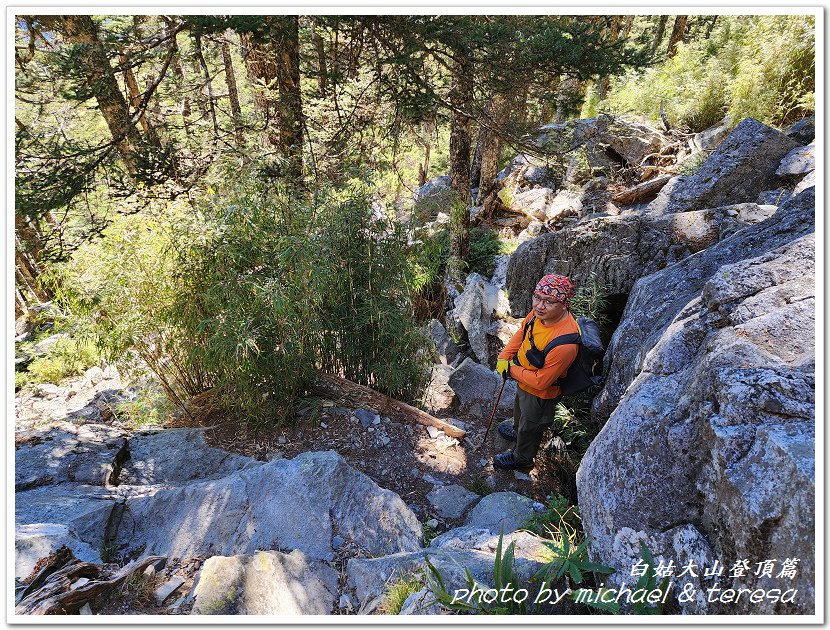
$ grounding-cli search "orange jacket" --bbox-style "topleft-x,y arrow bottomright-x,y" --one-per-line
498,311 -> 580,399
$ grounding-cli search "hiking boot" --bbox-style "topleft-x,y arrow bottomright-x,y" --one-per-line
493,451 -> 532,471
497,420 -> 516,441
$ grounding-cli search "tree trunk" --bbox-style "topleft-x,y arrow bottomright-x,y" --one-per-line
598,17 -> 623,100
666,15 -> 688,58
651,15 -> 668,57
554,75 -> 585,123
193,32 -> 219,140
478,93 -> 509,215
515,81 -> 530,125
220,32 -> 245,148
470,122 -> 483,191
48,15 -> 142,174
274,16 -> 304,183
311,18 -> 328,96
119,54 -> 151,133
705,16 -> 718,39
447,57 -> 473,285
622,15 -> 635,38
417,113 -> 435,187
240,32 -> 280,148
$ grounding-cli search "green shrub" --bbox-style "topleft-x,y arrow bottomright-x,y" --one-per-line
26,338 -> 100,385
678,151 -> 710,176
381,573 -> 424,615
570,272 -> 611,328
522,494 -> 581,538
603,15 -> 815,131
465,476 -> 494,496
410,226 -> 512,289
114,381 -> 174,428
53,173 -> 432,430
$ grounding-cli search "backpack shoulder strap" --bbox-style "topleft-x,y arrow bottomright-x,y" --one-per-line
522,316 -> 537,343
541,332 -> 581,356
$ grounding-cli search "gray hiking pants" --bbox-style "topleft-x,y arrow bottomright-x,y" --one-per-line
512,387 -> 560,465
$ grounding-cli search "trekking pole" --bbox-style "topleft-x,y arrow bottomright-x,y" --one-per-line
482,375 -> 507,443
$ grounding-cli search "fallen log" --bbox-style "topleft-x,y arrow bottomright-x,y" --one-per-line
316,373 -> 466,439
16,553 -> 165,615
612,174 -> 672,205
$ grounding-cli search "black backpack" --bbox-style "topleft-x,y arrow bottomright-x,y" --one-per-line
519,315 -> 605,396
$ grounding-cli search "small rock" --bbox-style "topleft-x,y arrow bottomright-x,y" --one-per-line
532,501 -> 546,512
354,408 -> 377,429
479,458 -> 488,468
168,595 -> 186,610
368,427 -> 375,433
34,383 -> 60,399
513,471 -> 532,482
426,519 -> 439,529
426,426 -> 442,439
372,417 -> 381,426
422,474 -> 444,486
277,435 -> 287,445
339,594 -> 354,610
79,603 -> 93,615
84,366 -> 105,385
445,418 -> 467,431
410,468 -> 420,477
320,422 -> 328,429
379,436 -> 390,446
153,576 -> 185,606
485,476 -> 497,489
332,535 -> 345,550
143,565 -> 156,580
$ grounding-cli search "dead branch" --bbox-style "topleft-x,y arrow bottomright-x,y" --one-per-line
315,373 -> 466,439
611,174 -> 672,205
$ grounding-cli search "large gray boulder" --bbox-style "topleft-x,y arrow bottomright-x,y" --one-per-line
429,526 -> 551,563
784,115 -> 815,144
15,523 -> 102,580
594,188 -> 815,420
346,544 -> 549,614
578,191 -> 815,614
119,428 -> 261,486
426,485 -> 481,519
15,483 -> 115,550
111,451 -> 422,561
793,170 -> 816,196
421,364 -> 457,414
191,550 -> 339,615
505,204 -> 770,315
465,492 -> 538,534
447,358 -> 516,415
447,273 -> 507,365
412,175 -> 451,203
507,187 -> 557,221
689,119 -> 730,153
540,115 -> 666,169
424,319 -> 459,366
15,423 -> 128,491
646,118 -> 800,214
776,143 -> 815,180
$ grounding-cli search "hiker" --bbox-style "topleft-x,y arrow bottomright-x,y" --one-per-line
494,274 -> 579,470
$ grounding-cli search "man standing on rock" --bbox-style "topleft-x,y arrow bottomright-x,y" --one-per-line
494,274 -> 579,470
